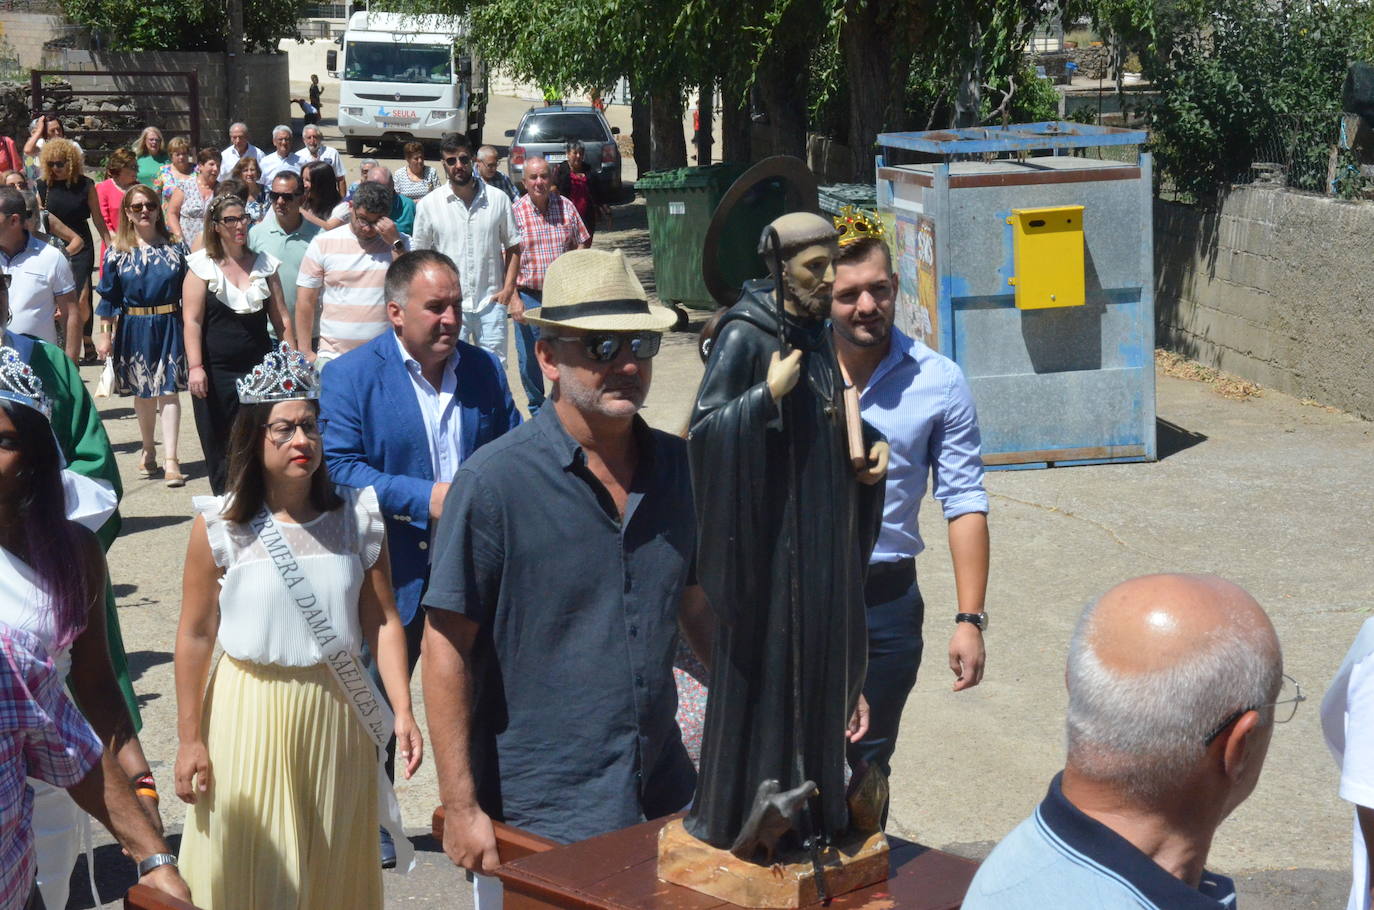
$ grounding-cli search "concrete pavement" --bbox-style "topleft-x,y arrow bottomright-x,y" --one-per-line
67,96 -> 1373,909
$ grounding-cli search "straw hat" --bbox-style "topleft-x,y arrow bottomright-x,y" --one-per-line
523,249 -> 677,332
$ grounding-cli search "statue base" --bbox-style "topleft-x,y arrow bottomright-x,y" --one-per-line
656,818 -> 890,909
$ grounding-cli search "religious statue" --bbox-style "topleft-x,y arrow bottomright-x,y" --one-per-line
660,212 -> 891,907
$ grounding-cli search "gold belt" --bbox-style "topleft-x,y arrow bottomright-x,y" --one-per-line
124,304 -> 179,316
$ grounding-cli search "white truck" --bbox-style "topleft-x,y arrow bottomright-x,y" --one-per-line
326,11 -> 486,155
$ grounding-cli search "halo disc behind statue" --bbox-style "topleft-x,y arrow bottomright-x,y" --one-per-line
701,156 -> 820,309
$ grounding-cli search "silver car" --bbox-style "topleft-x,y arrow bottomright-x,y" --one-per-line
504,104 -> 622,193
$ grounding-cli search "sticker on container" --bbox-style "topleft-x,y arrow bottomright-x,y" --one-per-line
668,201 -> 686,215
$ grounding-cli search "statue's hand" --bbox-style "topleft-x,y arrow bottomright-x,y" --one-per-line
857,440 -> 889,485
766,350 -> 803,401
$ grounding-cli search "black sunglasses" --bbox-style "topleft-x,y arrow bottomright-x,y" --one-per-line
443,154 -> 472,165
268,190 -> 303,202
554,332 -> 662,363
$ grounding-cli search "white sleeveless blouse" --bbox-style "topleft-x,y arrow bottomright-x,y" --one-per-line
193,486 -> 385,667
0,545 -> 73,677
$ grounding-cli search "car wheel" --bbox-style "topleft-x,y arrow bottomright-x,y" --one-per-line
346,137 -> 364,156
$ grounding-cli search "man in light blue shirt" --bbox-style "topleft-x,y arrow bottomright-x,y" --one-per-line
830,234 -> 989,788
965,574 -> 1289,908
249,171 -> 320,344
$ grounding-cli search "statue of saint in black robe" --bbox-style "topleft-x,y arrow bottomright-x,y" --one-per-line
684,280 -> 884,851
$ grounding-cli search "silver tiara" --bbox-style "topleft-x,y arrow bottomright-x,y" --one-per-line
0,346 -> 51,419
236,343 -> 320,404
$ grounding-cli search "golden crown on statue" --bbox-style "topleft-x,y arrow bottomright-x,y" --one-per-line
833,205 -> 885,247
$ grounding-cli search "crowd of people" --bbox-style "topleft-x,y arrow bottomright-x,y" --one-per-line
0,110 -> 1367,910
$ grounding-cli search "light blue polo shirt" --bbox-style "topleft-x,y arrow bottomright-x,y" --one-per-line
964,773 -> 1238,909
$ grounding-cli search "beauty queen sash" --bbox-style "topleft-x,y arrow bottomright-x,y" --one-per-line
250,505 -> 415,873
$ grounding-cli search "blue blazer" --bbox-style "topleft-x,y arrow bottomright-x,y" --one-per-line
320,331 -> 521,623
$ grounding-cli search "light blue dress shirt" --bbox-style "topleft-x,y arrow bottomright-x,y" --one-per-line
858,327 -> 988,563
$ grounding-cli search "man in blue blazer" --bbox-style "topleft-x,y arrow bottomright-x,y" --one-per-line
320,250 -> 520,864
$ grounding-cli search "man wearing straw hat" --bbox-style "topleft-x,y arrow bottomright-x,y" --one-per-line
421,249 -> 712,904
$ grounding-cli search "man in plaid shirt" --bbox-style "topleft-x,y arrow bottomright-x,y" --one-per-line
0,625 -> 188,909
509,155 -> 590,415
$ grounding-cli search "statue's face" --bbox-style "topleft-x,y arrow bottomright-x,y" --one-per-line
781,242 -> 839,321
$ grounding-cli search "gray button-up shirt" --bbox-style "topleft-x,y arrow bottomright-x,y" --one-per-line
423,406 -> 697,844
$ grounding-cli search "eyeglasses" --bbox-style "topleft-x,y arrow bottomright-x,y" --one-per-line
216,215 -> 249,227
554,332 -> 662,363
267,190 -> 303,202
1203,673 -> 1306,745
49,161 -> 67,168
126,202 -> 156,213
263,418 -> 320,447
443,154 -> 472,165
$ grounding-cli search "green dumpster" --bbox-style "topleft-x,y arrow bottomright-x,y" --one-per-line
639,164 -> 749,312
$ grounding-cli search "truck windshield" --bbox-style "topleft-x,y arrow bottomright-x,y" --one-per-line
344,41 -> 451,84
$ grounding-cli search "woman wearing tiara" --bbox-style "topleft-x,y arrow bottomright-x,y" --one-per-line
183,194 -> 292,494
174,344 -> 422,910
0,346 -> 191,908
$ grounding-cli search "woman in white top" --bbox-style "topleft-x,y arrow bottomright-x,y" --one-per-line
182,195 -> 292,494
0,347 -> 189,908
174,345 -> 421,910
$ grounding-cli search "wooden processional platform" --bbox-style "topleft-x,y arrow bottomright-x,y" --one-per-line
434,808 -> 979,910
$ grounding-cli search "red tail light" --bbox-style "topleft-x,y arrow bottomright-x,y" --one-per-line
601,143 -> 615,164
511,145 -> 525,166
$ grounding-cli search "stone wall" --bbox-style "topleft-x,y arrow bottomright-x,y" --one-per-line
44,49 -> 290,149
1155,185 -> 1374,418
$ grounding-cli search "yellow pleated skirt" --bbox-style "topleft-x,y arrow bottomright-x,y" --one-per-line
178,656 -> 382,910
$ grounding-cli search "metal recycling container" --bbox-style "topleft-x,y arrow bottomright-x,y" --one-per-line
638,164 -> 749,311
875,121 -> 1155,469
817,183 -> 878,216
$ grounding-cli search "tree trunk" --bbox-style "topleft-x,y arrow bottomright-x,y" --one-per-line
631,87 -> 652,176
755,36 -> 809,159
695,78 -> 714,165
953,20 -> 983,128
649,86 -> 687,170
840,1 -> 915,180
721,88 -> 752,163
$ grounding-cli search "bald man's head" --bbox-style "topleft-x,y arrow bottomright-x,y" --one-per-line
1066,574 -> 1281,803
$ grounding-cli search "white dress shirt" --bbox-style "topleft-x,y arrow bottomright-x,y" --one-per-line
260,149 -> 307,185
393,331 -> 464,484
299,143 -> 344,178
412,177 -> 519,313
220,143 -> 264,177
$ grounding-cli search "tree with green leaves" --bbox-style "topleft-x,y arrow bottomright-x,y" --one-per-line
61,0 -> 302,52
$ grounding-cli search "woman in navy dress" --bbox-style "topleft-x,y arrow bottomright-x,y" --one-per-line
95,182 -> 190,486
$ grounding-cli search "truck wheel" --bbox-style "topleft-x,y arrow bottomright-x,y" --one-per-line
467,126 -> 483,148
346,137 -> 364,156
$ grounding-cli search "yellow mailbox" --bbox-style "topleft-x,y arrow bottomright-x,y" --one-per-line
1005,205 -> 1085,309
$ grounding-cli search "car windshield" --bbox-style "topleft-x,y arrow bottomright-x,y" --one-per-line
518,113 -> 608,144
344,41 -> 451,84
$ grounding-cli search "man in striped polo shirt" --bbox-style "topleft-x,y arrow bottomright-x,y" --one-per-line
295,181 -> 411,366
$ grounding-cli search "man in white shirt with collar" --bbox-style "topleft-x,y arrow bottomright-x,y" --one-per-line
413,133 -> 520,366
219,121 -> 264,178
0,187 -> 76,345
299,124 -> 347,198
259,125 -> 306,186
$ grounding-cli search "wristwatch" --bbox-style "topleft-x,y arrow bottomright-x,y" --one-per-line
391,238 -> 406,253
137,853 -> 178,877
955,612 -> 988,632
